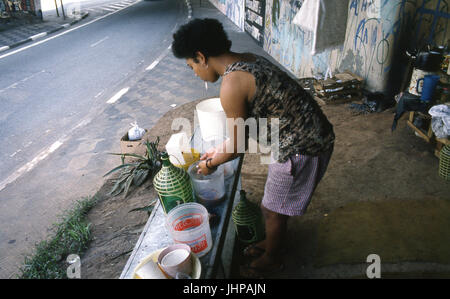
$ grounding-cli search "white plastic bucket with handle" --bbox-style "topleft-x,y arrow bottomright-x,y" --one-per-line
165,203 -> 213,257
196,98 -> 227,141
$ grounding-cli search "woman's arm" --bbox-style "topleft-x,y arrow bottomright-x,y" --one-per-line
197,71 -> 250,175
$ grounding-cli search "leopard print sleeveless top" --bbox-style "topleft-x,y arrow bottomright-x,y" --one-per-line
223,54 -> 335,162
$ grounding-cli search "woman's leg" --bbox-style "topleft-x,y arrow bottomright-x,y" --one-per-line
249,205 -> 288,269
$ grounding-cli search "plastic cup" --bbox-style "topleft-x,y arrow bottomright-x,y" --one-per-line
165,203 -> 213,257
157,244 -> 192,278
188,161 -> 225,208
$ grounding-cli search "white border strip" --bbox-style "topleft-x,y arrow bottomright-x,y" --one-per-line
30,32 -> 47,40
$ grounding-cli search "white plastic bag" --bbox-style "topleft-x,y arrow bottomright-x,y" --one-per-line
429,105 -> 450,138
128,121 -> 145,141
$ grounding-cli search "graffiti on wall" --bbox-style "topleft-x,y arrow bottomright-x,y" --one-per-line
227,0 -> 244,29
412,0 -> 450,48
210,0 -> 245,30
1,0 -> 35,13
263,0 -> 312,76
212,0 -> 447,93
262,0 -> 431,93
340,0 -> 422,92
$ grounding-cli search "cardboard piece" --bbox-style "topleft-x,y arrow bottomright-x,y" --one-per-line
120,130 -> 148,163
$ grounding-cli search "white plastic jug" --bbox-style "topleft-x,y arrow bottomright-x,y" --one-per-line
166,203 -> 213,257
165,132 -> 190,166
196,98 -> 228,141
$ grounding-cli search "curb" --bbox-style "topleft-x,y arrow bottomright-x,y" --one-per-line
0,12 -> 89,53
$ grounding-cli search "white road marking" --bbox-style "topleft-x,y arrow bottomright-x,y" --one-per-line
0,140 -> 64,192
90,36 -> 109,47
109,3 -> 127,8
10,149 -> 21,158
0,0 -> 142,60
146,60 -> 159,71
145,44 -> 173,71
106,87 -> 129,104
101,7 -> 116,12
0,117 -> 93,192
0,70 -> 45,93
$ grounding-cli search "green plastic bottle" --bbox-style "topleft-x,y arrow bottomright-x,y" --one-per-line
232,190 -> 265,244
153,152 -> 195,214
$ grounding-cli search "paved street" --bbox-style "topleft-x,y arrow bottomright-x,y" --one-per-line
0,0 -> 198,278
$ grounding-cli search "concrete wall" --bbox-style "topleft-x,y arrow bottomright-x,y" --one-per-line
212,0 -> 450,97
209,0 -> 245,30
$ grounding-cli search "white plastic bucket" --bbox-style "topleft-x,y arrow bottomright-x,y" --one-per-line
166,203 -> 213,257
196,98 -> 227,141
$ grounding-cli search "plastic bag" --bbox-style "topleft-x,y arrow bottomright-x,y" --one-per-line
428,105 -> 450,138
128,121 -> 145,141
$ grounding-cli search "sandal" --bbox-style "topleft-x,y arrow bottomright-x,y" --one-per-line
239,262 -> 284,279
243,244 -> 266,258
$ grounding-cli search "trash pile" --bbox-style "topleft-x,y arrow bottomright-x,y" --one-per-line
298,71 -> 365,105
313,71 -> 364,104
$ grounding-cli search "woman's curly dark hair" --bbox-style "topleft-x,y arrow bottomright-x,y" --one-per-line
172,18 -> 232,61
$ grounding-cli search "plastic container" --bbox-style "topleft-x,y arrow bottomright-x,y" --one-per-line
200,135 -> 234,179
166,203 -> 213,257
196,98 -> 227,141
165,133 -> 200,170
153,152 -> 195,214
223,161 -> 235,180
157,244 -> 192,278
166,132 -> 191,166
188,161 -> 225,207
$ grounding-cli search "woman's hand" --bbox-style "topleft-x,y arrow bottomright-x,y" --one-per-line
197,147 -> 218,175
200,146 -> 218,161
196,160 -> 213,175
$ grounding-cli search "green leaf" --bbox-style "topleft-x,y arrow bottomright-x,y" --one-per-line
103,163 -> 137,177
133,169 -> 149,186
123,174 -> 134,198
109,175 -> 130,196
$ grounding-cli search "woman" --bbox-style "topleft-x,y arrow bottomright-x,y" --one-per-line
172,18 -> 335,278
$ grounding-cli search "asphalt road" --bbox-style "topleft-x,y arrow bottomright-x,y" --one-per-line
0,0 -> 184,278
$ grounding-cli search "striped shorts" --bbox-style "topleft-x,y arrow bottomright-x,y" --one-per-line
262,147 -> 333,216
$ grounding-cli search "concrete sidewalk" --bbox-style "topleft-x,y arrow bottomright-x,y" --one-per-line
0,12 -> 90,52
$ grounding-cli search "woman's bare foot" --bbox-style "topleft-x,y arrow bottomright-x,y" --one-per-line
243,240 -> 266,258
240,253 -> 284,278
